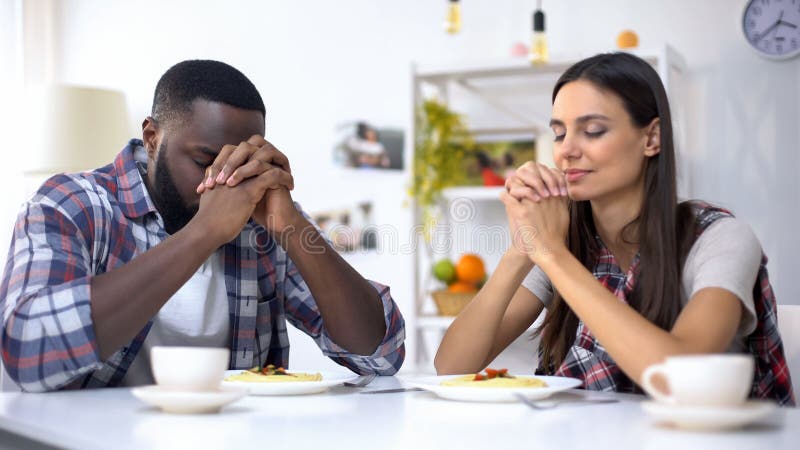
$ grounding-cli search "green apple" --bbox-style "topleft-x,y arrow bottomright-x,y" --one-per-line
432,259 -> 456,284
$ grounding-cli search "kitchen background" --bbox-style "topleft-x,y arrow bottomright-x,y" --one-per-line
0,0 -> 798,373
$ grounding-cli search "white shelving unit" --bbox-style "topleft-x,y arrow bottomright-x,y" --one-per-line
410,46 -> 688,372
441,186 -> 504,202
416,315 -> 458,330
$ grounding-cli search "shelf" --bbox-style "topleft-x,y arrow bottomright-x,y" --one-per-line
415,58 -> 576,83
416,315 -> 456,329
442,186 -> 504,202
413,49 -> 665,83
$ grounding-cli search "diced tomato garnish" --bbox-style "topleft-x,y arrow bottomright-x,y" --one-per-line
498,368 -> 509,377
485,368 -> 498,379
473,373 -> 486,381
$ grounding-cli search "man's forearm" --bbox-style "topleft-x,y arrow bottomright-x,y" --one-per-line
280,217 -> 386,355
90,222 -> 219,359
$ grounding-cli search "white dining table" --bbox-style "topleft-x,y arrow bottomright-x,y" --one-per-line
0,375 -> 796,450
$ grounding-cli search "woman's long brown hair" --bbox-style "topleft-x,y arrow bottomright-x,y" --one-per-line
536,53 -> 698,373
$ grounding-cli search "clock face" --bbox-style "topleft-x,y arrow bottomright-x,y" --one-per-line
742,0 -> 800,59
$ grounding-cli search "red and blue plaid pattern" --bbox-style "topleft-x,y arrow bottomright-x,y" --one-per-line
547,202 -> 794,406
0,140 -> 405,392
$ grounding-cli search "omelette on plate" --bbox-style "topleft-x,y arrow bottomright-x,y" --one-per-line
224,364 -> 322,383
441,368 -> 547,388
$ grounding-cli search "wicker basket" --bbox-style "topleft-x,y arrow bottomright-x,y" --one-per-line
431,290 -> 476,316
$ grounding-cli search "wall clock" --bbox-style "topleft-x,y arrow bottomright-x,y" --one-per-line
742,0 -> 800,59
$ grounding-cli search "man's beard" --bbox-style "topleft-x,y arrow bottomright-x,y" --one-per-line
149,142 -> 198,234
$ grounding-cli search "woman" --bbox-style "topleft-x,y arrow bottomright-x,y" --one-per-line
434,53 -> 794,405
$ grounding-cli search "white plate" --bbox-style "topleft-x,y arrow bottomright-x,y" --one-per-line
131,385 -> 247,414
404,375 -> 582,402
642,400 -> 778,430
221,370 -> 358,395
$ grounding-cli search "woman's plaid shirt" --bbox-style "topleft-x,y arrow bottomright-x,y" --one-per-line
542,202 -> 794,406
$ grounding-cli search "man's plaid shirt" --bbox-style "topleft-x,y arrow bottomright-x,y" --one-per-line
0,140 -> 405,392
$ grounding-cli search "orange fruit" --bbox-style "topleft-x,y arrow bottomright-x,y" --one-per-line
448,281 -> 478,293
616,30 -> 638,49
455,254 -> 486,284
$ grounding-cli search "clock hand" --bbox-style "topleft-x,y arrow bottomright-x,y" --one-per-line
778,20 -> 797,28
756,20 -> 781,42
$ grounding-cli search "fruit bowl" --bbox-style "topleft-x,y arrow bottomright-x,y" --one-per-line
431,290 -> 476,316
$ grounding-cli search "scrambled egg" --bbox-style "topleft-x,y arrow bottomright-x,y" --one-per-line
441,374 -> 547,388
225,370 -> 322,383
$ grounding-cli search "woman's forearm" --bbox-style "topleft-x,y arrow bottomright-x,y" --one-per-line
434,250 -> 534,374
535,246 -> 740,383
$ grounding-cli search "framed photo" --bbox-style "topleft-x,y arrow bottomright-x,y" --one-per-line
334,121 -> 404,170
459,133 -> 537,186
310,201 -> 379,253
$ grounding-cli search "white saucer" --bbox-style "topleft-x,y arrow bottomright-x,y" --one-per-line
641,400 -> 778,430
131,385 -> 247,414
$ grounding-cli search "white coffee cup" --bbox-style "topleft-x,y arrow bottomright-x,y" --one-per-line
150,346 -> 229,391
641,354 -> 754,407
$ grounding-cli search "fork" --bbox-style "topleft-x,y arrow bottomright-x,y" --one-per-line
343,373 -> 377,387
514,393 -> 619,410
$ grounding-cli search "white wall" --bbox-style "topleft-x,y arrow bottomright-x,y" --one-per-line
7,0 -> 799,371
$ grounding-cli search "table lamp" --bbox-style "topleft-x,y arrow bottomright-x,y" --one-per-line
22,84 -> 131,175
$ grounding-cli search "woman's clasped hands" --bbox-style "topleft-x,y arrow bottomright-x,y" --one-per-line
500,161 -> 570,264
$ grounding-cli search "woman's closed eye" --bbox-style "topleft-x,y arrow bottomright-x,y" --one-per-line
585,129 -> 607,138
551,128 -> 605,142
551,128 -> 566,142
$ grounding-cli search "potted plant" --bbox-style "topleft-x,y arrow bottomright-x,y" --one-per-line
409,99 -> 474,241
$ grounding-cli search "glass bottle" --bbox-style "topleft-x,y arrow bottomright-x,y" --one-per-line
529,8 -> 548,64
444,0 -> 461,34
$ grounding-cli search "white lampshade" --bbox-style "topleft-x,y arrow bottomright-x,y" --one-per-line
22,84 -> 131,174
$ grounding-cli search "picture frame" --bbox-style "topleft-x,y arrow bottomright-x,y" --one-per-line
333,121 -> 405,171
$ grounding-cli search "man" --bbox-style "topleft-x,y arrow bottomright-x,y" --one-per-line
0,60 -> 405,392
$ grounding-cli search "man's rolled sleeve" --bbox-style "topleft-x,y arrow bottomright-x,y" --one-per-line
317,280 -> 405,375
0,200 -> 102,392
283,269 -> 405,375
279,204 -> 405,374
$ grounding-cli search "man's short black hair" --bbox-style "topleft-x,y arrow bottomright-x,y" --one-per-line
151,59 -> 265,126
